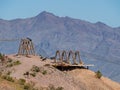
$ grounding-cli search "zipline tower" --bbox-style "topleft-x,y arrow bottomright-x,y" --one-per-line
18,38 -> 35,56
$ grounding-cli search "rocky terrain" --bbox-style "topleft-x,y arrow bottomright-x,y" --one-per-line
0,11 -> 120,82
0,54 -> 120,90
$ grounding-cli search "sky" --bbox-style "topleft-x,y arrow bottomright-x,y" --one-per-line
0,0 -> 120,27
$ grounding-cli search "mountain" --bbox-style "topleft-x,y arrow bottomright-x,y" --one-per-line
0,11 -> 120,82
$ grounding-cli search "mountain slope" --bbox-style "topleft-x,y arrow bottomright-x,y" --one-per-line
0,11 -> 120,82
0,55 -> 120,90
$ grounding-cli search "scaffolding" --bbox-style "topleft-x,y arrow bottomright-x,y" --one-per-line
18,38 -> 35,56
54,50 -> 94,69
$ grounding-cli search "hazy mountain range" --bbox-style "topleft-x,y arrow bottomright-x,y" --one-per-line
0,11 -> 120,82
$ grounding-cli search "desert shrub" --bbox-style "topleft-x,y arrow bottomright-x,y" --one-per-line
13,60 -> 21,65
24,72 -> 29,76
48,84 -> 56,90
96,70 -> 102,79
30,72 -> 36,77
6,76 -> 14,82
56,87 -> 64,90
7,58 -> 13,63
42,70 -> 47,75
0,53 -> 4,60
2,75 -> 14,82
23,72 -> 30,78
1,75 -> 7,79
6,71 -> 11,75
6,60 -> 21,67
6,63 -> 13,67
24,84 -> 30,90
23,82 -> 36,90
48,85 -> 64,90
18,78 -> 26,85
31,65 -> 40,72
0,53 -> 5,64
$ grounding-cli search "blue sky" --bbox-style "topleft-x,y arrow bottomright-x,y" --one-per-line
0,0 -> 120,27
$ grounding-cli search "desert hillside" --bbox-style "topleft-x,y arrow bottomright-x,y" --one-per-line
0,54 -> 120,90
0,11 -> 120,82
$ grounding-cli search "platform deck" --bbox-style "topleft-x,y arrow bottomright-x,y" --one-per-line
52,63 -> 94,67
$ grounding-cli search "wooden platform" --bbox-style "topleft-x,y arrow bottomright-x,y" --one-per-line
52,64 -> 94,67
52,63 -> 94,70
